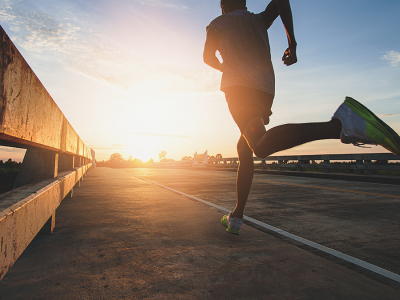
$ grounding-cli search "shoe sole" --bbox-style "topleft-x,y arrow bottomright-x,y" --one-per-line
344,97 -> 400,155
227,227 -> 240,235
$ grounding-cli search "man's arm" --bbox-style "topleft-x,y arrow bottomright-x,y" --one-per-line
203,29 -> 223,72
263,0 -> 297,66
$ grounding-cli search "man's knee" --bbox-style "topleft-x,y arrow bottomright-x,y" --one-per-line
252,144 -> 269,159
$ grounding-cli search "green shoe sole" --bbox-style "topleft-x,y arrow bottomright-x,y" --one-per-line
221,215 -> 228,228
344,97 -> 400,155
227,227 -> 240,235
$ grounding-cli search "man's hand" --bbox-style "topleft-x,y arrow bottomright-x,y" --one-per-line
282,44 -> 297,66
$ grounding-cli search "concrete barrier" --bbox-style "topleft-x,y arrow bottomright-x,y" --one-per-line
0,164 -> 91,280
0,26 -> 93,280
0,27 -> 90,158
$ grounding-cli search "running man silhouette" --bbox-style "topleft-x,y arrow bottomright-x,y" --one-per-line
203,0 -> 400,235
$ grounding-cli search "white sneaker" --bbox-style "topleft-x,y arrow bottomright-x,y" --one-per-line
221,212 -> 242,235
332,97 -> 400,155
332,102 -> 376,146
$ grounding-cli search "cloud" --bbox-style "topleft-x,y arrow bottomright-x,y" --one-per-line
376,113 -> 400,118
382,51 -> 400,67
0,3 -> 133,88
0,1 -> 219,94
91,145 -> 125,151
135,0 -> 188,10
0,2 -> 80,53
0,6 -> 16,22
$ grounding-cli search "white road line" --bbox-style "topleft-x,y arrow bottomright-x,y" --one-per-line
129,173 -> 400,284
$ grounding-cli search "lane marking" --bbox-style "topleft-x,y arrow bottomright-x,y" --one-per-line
128,173 -> 400,284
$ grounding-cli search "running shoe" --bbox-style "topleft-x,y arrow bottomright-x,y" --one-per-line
221,212 -> 242,235
332,97 -> 400,155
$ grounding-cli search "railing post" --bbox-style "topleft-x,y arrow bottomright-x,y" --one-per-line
233,160 -> 238,168
324,160 -> 331,173
298,160 -> 309,172
13,149 -> 59,233
41,212 -> 56,234
364,160 -> 373,175
278,160 -> 283,171
356,160 -> 364,175
261,159 -> 266,170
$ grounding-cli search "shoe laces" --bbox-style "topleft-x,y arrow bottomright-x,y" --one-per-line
343,133 -> 376,148
351,142 -> 372,148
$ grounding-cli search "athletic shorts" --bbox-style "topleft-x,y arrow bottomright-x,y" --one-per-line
224,86 -> 274,133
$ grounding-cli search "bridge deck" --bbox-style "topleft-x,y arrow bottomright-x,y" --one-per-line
1,167 -> 400,299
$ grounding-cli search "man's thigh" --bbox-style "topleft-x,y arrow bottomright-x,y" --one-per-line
224,86 -> 274,134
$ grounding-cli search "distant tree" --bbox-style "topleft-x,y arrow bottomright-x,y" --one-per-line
96,153 -> 145,168
129,158 -> 143,166
209,155 -> 216,165
147,158 -> 155,164
159,150 -> 167,161
109,153 -> 124,163
216,154 -> 222,160
182,156 -> 192,161
160,158 -> 175,163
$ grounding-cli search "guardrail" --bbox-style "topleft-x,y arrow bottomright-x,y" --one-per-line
155,153 -> 400,175
213,153 -> 400,174
0,26 -> 93,281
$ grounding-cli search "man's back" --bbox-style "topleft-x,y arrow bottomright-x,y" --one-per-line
207,10 -> 275,95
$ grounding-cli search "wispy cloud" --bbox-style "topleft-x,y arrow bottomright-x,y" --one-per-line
123,132 -> 189,138
0,1 -> 218,93
91,145 -> 125,151
0,2 -> 121,80
382,51 -> 400,67
135,0 -> 188,10
376,113 -> 400,118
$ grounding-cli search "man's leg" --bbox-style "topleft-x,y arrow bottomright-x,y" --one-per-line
229,118 -> 341,220
244,118 -> 342,159
231,135 -> 254,219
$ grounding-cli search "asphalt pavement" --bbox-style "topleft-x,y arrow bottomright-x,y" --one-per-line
1,167 -> 399,299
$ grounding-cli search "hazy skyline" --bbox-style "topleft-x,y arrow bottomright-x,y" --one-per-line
1,0 -> 399,162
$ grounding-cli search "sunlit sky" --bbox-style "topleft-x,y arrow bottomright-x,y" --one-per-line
1,0 -> 399,162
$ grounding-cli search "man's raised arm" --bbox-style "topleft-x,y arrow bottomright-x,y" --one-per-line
203,30 -> 223,72
263,0 -> 297,66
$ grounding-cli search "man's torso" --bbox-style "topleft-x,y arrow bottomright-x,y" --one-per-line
207,10 -> 275,95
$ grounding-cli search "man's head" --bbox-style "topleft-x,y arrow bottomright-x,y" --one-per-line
220,0 -> 247,14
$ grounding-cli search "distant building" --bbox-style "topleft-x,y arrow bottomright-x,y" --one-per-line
91,148 -> 96,167
193,151 -> 208,165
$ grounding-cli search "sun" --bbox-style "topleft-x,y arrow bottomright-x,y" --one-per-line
123,137 -> 161,162
128,149 -> 155,162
